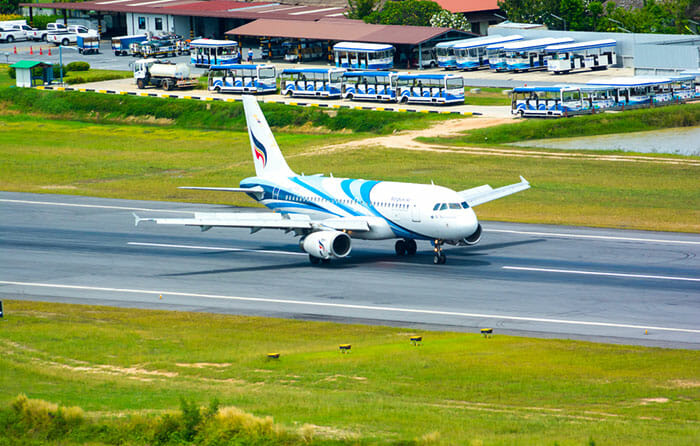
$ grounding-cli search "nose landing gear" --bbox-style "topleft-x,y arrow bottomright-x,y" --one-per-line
395,239 -> 417,256
432,240 -> 446,265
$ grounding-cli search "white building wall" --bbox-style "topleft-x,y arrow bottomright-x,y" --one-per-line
126,13 -> 175,36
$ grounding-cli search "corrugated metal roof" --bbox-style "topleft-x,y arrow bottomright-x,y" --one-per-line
226,18 -> 475,45
432,0 -> 500,13
21,0 -> 346,21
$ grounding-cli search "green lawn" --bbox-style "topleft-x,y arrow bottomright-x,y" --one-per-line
0,114 -> 698,232
1,300 -> 698,445
465,86 -> 511,106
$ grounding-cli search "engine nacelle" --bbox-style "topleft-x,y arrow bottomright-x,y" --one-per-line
463,223 -> 482,246
301,231 -> 352,259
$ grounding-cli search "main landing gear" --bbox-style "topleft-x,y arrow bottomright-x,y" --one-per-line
395,239 -> 417,256
432,240 -> 446,265
309,255 -> 331,265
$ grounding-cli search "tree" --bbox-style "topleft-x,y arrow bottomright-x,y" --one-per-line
346,0 -> 379,20
430,10 -> 472,31
365,0 -> 444,26
0,0 -> 20,15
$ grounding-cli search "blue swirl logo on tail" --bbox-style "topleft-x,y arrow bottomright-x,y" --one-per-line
251,132 -> 267,167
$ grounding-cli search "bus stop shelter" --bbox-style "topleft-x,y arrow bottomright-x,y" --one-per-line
10,61 -> 54,87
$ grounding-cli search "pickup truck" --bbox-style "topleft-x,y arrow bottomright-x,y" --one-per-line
28,22 -> 67,41
0,24 -> 32,43
48,25 -> 99,46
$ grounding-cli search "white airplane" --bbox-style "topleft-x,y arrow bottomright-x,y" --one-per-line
135,95 -> 530,265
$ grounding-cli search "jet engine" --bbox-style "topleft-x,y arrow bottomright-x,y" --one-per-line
301,231 -> 352,259
462,223 -> 482,245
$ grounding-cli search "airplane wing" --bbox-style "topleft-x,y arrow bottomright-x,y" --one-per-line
134,212 -> 371,232
458,176 -> 530,207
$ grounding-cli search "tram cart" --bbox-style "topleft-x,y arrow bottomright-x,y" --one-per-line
77,35 -> 100,55
136,39 -> 180,58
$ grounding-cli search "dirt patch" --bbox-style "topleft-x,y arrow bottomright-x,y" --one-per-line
640,397 -> 670,405
40,185 -> 78,190
176,362 -> 231,368
668,380 -> 700,388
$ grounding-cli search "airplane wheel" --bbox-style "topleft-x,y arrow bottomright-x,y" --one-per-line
395,239 -> 406,256
405,239 -> 417,255
433,252 -> 446,264
309,255 -> 320,265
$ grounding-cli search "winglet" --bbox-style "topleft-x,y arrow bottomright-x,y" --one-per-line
520,175 -> 529,184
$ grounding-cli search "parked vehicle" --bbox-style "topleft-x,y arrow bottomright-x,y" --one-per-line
259,38 -> 287,59
454,35 -> 522,70
48,25 -> 99,46
503,37 -> 574,72
280,68 -> 345,99
341,71 -> 398,102
207,64 -> 277,94
112,34 -> 147,56
333,42 -> 395,70
77,35 -> 100,55
410,46 -> 437,68
190,39 -> 240,67
396,73 -> 464,105
133,59 -> 198,90
587,77 -> 673,107
28,22 -> 67,41
283,40 -> 325,62
0,24 -> 31,43
511,86 -> 589,117
135,38 -> 180,58
546,39 -> 617,74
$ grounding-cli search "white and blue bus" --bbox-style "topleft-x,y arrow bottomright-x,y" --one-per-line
454,35 -> 522,70
485,39 -> 521,71
208,64 -> 276,94
190,39 -> 240,67
504,37 -> 575,72
396,74 -> 465,105
341,71 -> 398,102
587,77 -> 672,107
333,42 -> 395,70
280,68 -> 346,99
546,39 -> 617,74
511,85 -> 588,117
669,74 -> 696,100
435,39 -> 474,69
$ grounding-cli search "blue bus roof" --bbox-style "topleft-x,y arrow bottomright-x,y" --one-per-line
333,41 -> 394,52
210,64 -> 270,70
342,71 -> 395,77
190,39 -> 238,47
502,37 -> 575,51
545,39 -> 616,52
453,34 -> 523,50
435,38 -> 478,49
396,74 -> 461,80
281,68 -> 344,74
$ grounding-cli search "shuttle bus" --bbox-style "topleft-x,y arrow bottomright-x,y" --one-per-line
485,39 -> 525,71
333,42 -> 395,70
546,39 -> 617,74
280,68 -> 346,99
341,71 -> 397,102
208,64 -> 276,94
435,39 -> 469,69
190,39 -> 240,67
669,74 -> 696,100
504,37 -> 574,72
511,85 -> 588,117
587,77 -> 672,107
396,73 -> 465,105
454,35 -> 522,70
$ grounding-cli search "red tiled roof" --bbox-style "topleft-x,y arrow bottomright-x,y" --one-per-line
226,18 -> 476,45
432,0 -> 500,13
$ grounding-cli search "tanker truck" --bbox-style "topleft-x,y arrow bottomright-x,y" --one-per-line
133,59 -> 198,90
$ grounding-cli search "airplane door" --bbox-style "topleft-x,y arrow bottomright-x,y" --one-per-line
411,204 -> 421,222
272,187 -> 280,200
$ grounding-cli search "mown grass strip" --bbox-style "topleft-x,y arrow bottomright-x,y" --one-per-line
0,300 -> 698,445
418,103 -> 700,146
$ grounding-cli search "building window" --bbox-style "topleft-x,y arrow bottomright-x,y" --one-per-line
155,18 -> 163,31
138,17 -> 146,30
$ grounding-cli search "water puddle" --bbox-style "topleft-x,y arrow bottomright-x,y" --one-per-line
510,126 -> 700,156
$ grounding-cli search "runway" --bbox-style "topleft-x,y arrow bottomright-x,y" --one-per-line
2,191 -> 699,349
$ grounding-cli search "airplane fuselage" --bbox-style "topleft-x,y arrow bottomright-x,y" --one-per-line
240,174 -> 480,242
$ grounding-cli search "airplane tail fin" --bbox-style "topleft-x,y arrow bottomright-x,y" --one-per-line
242,95 -> 295,178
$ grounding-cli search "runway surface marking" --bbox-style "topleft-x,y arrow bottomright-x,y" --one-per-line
128,241 -> 307,257
486,228 -> 700,245
0,199 -> 193,214
3,281 -> 699,335
503,266 -> 700,282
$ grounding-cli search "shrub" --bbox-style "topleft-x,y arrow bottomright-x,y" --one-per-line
51,65 -> 68,79
8,67 -> 15,79
66,61 -> 90,72
0,14 -> 23,21
27,14 -> 62,30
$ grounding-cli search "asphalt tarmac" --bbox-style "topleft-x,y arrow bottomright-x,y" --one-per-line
1,192 -> 698,349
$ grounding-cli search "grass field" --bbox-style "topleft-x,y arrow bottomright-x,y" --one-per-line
464,86 -> 511,106
1,300 -> 699,445
0,113 -> 698,232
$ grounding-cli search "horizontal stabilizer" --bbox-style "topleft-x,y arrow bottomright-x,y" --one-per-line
459,176 -> 530,207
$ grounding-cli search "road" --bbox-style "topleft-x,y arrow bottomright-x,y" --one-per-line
1,192 -> 699,349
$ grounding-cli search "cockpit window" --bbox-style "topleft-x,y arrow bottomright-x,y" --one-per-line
449,203 -> 461,210
433,203 -> 441,211
439,203 -> 447,210
461,201 -> 469,209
